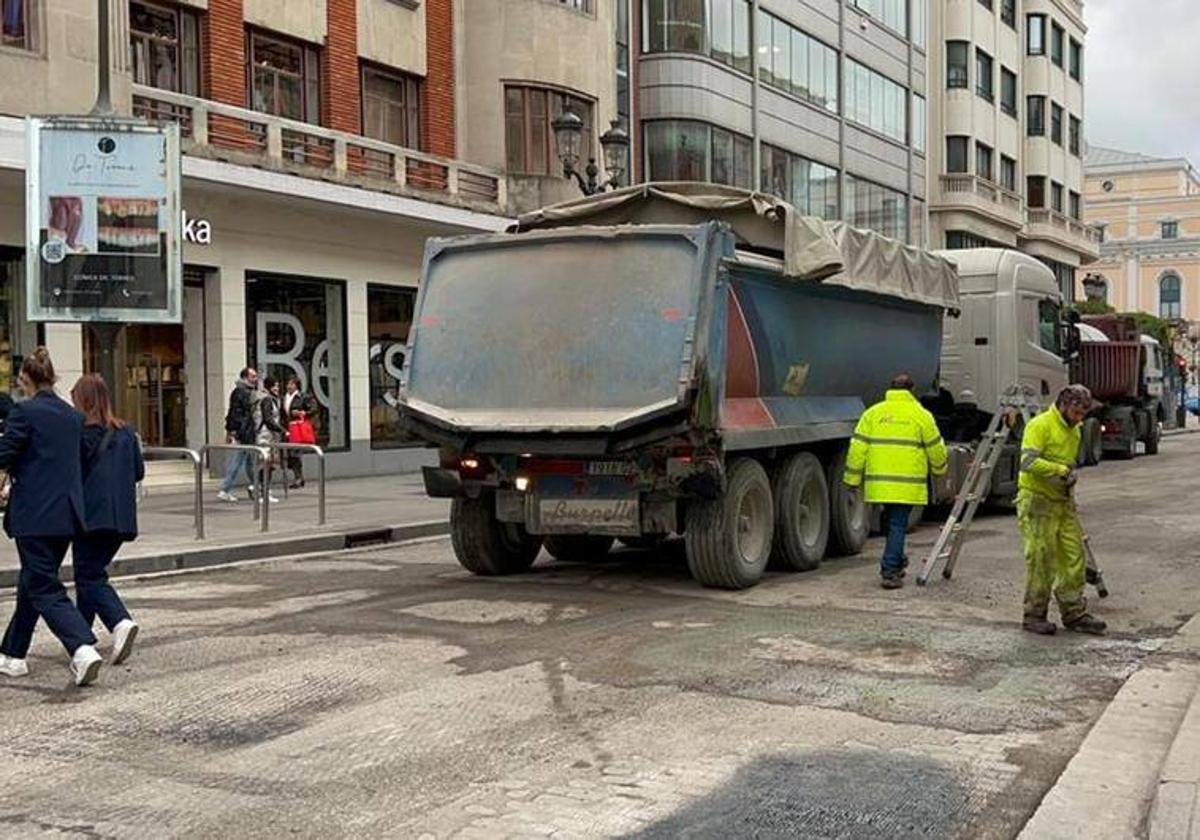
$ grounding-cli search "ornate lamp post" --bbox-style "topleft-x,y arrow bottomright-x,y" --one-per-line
551,114 -> 630,196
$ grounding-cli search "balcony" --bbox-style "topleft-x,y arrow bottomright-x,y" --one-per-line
132,85 -> 506,216
937,174 -> 1025,231
1026,208 -> 1102,260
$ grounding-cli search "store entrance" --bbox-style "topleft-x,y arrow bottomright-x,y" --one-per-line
84,269 -> 208,449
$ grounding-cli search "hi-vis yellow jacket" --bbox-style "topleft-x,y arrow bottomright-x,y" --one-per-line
1018,406 -> 1079,502
844,389 -> 948,505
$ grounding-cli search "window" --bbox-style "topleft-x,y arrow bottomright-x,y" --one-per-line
912,0 -> 926,48
1162,221 -> 1179,240
946,136 -> 969,174
946,231 -> 1001,249
1038,300 -> 1062,356
1051,22 -> 1064,66
947,40 -> 969,88
1069,38 -> 1082,80
1027,175 -> 1046,208
1000,67 -> 1017,117
1027,14 -> 1046,55
761,145 -> 840,219
1000,155 -> 1016,191
644,0 -> 751,73
912,94 -> 926,153
558,0 -> 595,11
1027,95 -> 1045,136
1069,115 -> 1081,156
361,66 -> 421,149
247,273 -> 348,450
845,59 -> 906,142
505,86 -> 593,176
1051,181 -> 1064,212
976,142 -> 993,181
853,0 -> 908,38
1069,191 -> 1081,220
248,31 -> 320,123
644,120 -> 752,187
368,284 -> 415,449
975,49 -> 993,101
0,0 -> 35,50
1001,0 -> 1015,28
1050,102 -> 1063,145
1096,223 -> 1107,243
1160,274 -> 1182,320
130,1 -> 202,95
845,175 -> 909,241
758,12 -> 839,112
977,0 -> 992,9
616,0 -> 632,176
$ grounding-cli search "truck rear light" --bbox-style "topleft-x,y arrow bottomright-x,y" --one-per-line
515,476 -> 530,492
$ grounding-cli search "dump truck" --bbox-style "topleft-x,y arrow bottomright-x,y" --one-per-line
1072,315 -> 1169,462
398,184 -> 958,590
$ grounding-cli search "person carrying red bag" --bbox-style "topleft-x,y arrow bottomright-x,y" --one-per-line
283,376 -> 317,488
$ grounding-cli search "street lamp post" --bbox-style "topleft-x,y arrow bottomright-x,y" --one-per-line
551,114 -> 630,196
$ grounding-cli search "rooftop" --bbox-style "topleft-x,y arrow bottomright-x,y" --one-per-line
1086,145 -> 1192,171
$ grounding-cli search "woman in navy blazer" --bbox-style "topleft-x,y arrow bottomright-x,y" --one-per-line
0,349 -> 103,686
71,374 -> 144,667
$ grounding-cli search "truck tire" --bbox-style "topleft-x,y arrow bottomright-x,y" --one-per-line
450,494 -> 543,576
1081,418 -> 1103,466
685,457 -> 774,590
544,535 -> 615,562
1144,419 -> 1162,455
826,451 -> 867,557
769,452 -> 830,571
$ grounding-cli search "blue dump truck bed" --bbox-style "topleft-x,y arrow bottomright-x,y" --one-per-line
399,183 -> 959,590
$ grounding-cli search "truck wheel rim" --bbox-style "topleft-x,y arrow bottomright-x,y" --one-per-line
735,482 -> 770,565
798,476 -> 823,545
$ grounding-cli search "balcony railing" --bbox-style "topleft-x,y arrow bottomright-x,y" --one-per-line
1027,208 -> 1103,247
132,85 -> 506,214
939,174 -> 1024,222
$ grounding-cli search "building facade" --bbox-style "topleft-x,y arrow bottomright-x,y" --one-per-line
0,0 -> 509,477
927,0 -> 1098,299
1081,146 -> 1200,321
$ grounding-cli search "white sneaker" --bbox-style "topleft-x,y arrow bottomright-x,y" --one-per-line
70,645 -> 102,687
0,655 -> 28,678
267,494 -> 280,504
216,490 -> 239,503
111,619 -> 139,665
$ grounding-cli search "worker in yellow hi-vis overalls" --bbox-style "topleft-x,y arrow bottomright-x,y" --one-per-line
1018,384 -> 1106,636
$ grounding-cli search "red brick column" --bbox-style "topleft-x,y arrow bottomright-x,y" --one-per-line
423,0 -> 455,158
323,0 -> 361,132
203,0 -> 246,106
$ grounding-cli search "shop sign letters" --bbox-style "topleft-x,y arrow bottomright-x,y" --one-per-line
181,210 -> 211,245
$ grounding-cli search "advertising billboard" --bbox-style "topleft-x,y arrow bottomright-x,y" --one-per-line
25,117 -> 182,323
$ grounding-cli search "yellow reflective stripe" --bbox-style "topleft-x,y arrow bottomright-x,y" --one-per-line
853,433 -> 925,448
864,474 -> 928,485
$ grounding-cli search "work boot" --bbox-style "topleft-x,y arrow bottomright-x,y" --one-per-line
1022,618 -> 1057,635
880,572 -> 904,590
1065,614 -> 1107,635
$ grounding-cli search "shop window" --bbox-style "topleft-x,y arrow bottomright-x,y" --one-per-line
362,65 -> 421,149
505,85 -> 593,176
247,30 -> 321,124
246,274 -> 348,450
1,0 -> 36,51
0,250 -> 41,404
368,284 -> 415,449
130,1 -> 201,95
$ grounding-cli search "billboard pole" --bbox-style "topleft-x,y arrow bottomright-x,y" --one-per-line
89,0 -> 121,401
90,0 -> 114,117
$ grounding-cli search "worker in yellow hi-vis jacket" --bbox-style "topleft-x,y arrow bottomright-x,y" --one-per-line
845,373 -> 948,590
1017,384 -> 1107,636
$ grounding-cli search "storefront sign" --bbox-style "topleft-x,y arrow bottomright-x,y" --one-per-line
182,210 -> 211,245
25,117 -> 182,323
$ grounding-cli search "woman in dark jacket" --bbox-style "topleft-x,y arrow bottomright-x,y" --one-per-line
0,349 -> 103,686
71,373 -> 145,666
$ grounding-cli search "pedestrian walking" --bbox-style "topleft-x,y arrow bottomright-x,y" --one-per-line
844,373 -> 949,590
0,348 -> 104,686
255,377 -> 286,504
217,367 -> 258,503
1017,385 -> 1107,636
282,376 -> 315,489
71,374 -> 144,665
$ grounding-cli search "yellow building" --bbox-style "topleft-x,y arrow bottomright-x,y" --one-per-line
1082,147 -> 1200,319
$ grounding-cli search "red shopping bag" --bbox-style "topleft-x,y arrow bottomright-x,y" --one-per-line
288,412 -> 317,444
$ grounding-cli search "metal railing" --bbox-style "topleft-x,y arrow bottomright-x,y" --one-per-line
130,85 -> 507,213
202,444 -> 272,533
269,443 -> 328,526
141,446 -> 205,540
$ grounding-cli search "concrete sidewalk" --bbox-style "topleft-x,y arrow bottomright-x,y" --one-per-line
0,472 -> 450,587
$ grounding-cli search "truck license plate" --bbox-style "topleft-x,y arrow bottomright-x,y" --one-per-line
537,497 -> 639,535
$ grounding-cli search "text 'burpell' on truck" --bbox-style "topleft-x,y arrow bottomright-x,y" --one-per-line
397,184 -> 965,591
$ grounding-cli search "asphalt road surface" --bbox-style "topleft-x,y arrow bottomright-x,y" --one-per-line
1,435 -> 1199,839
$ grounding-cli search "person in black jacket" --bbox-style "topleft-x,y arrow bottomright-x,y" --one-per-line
71,374 -> 145,665
217,367 -> 258,503
282,376 -> 315,488
0,349 -> 103,686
